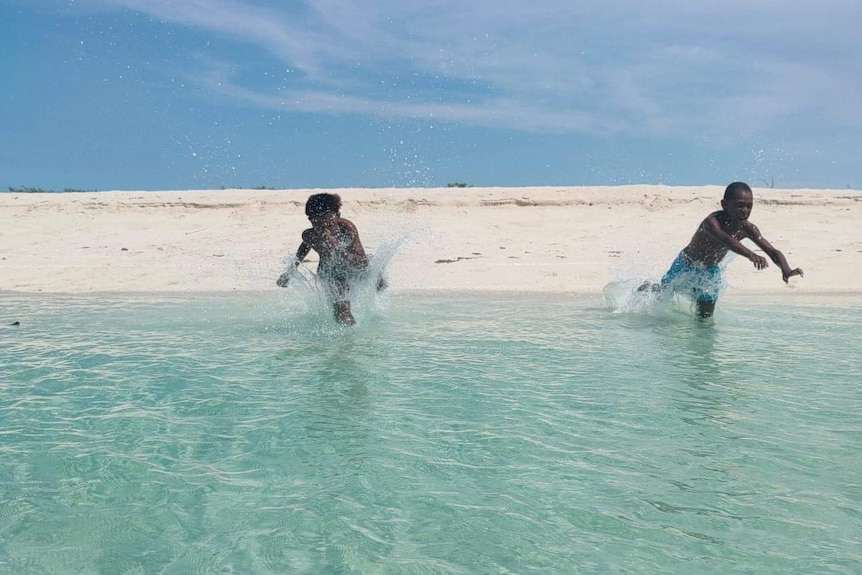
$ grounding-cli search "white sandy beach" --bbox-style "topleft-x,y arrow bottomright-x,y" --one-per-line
1,186 -> 859,296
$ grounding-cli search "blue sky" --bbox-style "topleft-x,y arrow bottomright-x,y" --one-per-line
2,0 -> 860,190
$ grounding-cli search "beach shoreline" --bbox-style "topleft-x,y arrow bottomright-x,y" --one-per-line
2,186 -> 859,296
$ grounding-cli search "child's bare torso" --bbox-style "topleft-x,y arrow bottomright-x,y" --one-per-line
303,219 -> 369,273
681,210 -> 754,267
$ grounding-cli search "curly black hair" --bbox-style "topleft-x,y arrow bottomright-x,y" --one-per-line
305,193 -> 342,217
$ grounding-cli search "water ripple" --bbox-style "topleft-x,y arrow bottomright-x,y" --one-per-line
1,293 -> 859,573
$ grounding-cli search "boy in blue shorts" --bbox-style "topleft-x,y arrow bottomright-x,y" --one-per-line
641,182 -> 803,318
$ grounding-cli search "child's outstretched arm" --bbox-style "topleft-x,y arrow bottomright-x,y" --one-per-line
277,242 -> 311,287
749,230 -> 803,283
702,216 -> 768,269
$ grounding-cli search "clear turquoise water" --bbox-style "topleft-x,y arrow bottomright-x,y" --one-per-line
1,292 -> 860,574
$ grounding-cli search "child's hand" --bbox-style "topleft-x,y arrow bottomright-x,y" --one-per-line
750,254 -> 768,270
782,268 -> 803,283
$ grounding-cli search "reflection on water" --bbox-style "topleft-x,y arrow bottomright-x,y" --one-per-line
1,293 -> 860,574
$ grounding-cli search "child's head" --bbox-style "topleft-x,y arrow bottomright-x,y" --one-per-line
723,181 -> 752,202
305,193 -> 341,218
721,181 -> 754,222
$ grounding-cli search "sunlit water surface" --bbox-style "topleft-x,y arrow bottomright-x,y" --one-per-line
1,292 -> 859,574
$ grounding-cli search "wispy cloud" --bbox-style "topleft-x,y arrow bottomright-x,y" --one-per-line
98,0 -> 328,73
86,0 -> 862,138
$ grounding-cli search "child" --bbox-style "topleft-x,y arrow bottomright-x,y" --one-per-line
642,181 -> 803,318
277,193 -> 381,325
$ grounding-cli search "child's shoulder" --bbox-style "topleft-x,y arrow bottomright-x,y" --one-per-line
337,217 -> 358,230
741,220 -> 761,237
698,210 -> 724,228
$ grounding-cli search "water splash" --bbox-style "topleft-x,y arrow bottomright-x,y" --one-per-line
602,279 -> 675,315
602,252 -> 734,317
275,232 -> 415,324
277,253 -> 330,313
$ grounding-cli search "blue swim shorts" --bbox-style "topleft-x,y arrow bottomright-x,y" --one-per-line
660,253 -> 723,303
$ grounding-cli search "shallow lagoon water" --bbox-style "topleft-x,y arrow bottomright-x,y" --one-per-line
1,292 -> 860,574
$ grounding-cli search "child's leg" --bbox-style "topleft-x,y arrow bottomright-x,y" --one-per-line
376,272 -> 388,291
324,276 -> 357,325
333,301 -> 356,325
695,298 -> 716,319
637,281 -> 662,292
693,266 -> 721,319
